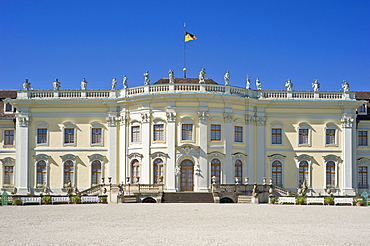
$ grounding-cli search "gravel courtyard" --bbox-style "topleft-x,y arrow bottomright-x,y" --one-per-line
1,203 -> 369,245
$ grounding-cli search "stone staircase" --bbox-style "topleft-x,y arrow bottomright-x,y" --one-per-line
237,195 -> 253,203
162,192 -> 214,203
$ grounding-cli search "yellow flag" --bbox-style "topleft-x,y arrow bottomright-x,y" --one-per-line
185,32 -> 197,42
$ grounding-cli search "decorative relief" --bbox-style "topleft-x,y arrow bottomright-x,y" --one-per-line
341,115 -> 354,128
18,116 -> 31,127
127,153 -> 143,160
141,113 -> 150,123
357,157 -> 370,166
166,111 -> 176,122
198,111 -> 209,123
106,116 -> 118,127
223,113 -> 233,123
256,116 -> 266,126
245,114 -> 254,125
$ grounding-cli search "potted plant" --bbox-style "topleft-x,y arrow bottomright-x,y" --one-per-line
356,200 -> 364,206
42,196 -> 51,205
71,196 -> 81,204
100,197 -> 108,204
296,197 -> 306,205
13,198 -> 22,206
324,197 -> 334,205
269,197 -> 277,204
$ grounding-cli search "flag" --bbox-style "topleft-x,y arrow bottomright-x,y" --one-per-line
185,32 -> 197,42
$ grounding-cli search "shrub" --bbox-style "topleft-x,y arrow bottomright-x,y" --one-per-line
42,196 -> 51,204
324,197 -> 334,205
71,196 -> 81,204
296,197 -> 306,205
355,200 -> 364,206
269,197 -> 276,204
13,198 -> 22,206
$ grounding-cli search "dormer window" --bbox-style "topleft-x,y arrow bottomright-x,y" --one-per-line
358,103 -> 367,115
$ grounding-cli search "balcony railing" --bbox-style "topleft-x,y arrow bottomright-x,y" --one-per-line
18,84 -> 356,101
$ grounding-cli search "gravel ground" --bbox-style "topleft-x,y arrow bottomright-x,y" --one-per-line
0,203 -> 369,245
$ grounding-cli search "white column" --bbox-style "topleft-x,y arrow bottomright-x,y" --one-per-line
15,114 -> 31,194
198,111 -> 209,191
141,112 -> 151,184
107,115 -> 118,183
165,111 -> 176,191
224,113 -> 233,183
256,115 -> 266,184
341,114 -> 356,195
119,111 -> 128,184
246,115 -> 254,184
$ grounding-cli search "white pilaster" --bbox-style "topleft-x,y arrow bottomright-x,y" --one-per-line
165,110 -> 176,191
15,114 -> 31,194
256,115 -> 266,184
246,114 -> 254,184
198,111 -> 209,191
141,112 -> 151,184
341,114 -> 356,195
119,111 -> 128,184
224,112 -> 233,183
107,114 -> 118,183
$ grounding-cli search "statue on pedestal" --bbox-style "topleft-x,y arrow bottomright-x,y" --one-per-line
342,80 -> 350,92
169,70 -> 175,84
123,75 -> 128,88
252,183 -> 259,197
224,71 -> 230,85
81,78 -> 87,90
53,79 -> 61,90
285,79 -> 293,91
23,79 -> 31,91
111,77 -> 117,90
144,71 -> 150,85
199,68 -> 206,83
246,75 -> 251,89
256,77 -> 262,90
66,180 -> 73,195
312,79 -> 320,92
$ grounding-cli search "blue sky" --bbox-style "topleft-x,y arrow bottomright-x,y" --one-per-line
0,0 -> 369,91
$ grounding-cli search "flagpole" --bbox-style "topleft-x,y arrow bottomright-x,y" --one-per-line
183,22 -> 187,78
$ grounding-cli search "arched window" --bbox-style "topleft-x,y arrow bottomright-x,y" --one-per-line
153,158 -> 164,184
64,160 -> 74,186
91,160 -> 102,185
326,161 -> 335,187
131,159 -> 140,183
272,160 -> 282,186
299,161 -> 309,187
235,160 -> 242,182
211,159 -> 221,184
358,166 -> 368,188
4,166 -> 14,186
36,160 -> 47,186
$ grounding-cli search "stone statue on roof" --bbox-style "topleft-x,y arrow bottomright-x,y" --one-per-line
246,75 -> 251,89
81,78 -> 87,90
111,77 -> 117,90
224,71 -> 230,85
23,79 -> 31,91
144,71 -> 150,85
285,79 -> 293,91
312,79 -> 320,92
342,80 -> 350,92
53,79 -> 61,90
123,75 -> 128,88
169,69 -> 175,84
199,68 -> 206,83
256,77 -> 262,90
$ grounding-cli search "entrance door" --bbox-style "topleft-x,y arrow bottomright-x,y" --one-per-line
180,160 -> 194,191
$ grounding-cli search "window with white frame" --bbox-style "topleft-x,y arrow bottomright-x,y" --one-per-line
299,129 -> 309,145
358,103 -> 367,115
63,122 -> 77,146
211,159 -> 221,184
235,159 -> 242,182
131,125 -> 140,143
91,160 -> 102,185
272,160 -> 282,186
271,128 -> 282,144
153,124 -> 164,141
131,159 -> 140,183
326,161 -> 336,187
211,124 -> 221,141
37,128 -> 48,145
234,126 -> 243,143
4,103 -> 13,113
153,158 -> 164,184
64,160 -> 74,186
298,161 -> 309,187
36,160 -> 47,187
4,165 -> 14,186
358,131 -> 368,146
91,128 -> 102,144
182,124 -> 193,141
326,129 -> 336,145
4,130 -> 14,146
358,166 -> 368,188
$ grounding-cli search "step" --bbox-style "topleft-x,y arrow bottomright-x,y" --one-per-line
238,195 -> 253,203
162,192 -> 214,203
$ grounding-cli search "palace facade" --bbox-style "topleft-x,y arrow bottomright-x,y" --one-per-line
1,75 -> 370,198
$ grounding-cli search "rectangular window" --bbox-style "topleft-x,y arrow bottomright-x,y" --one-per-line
211,124 -> 221,141
64,128 -> 75,144
91,128 -> 102,144
299,129 -> 309,145
37,128 -> 48,144
4,130 -> 14,146
131,126 -> 140,142
358,104 -> 367,115
271,128 -> 282,144
234,126 -> 243,142
153,124 -> 164,141
4,166 -> 14,185
326,129 -> 336,145
182,124 -> 193,141
358,131 -> 368,146
5,103 -> 13,112
358,166 -> 368,188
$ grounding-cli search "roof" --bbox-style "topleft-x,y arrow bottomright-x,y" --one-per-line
0,90 -> 17,119
154,78 -> 219,85
0,90 -> 17,99
356,92 -> 370,100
